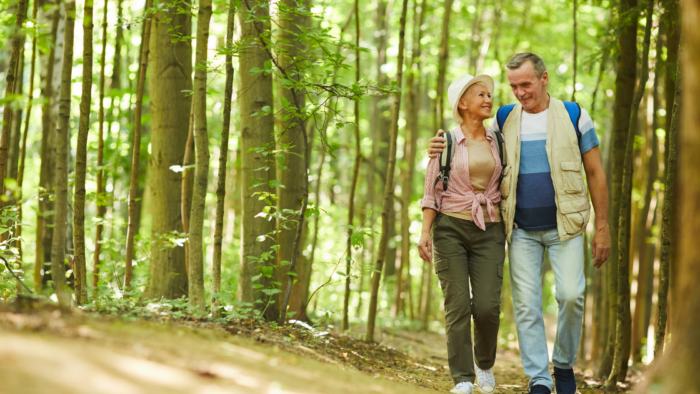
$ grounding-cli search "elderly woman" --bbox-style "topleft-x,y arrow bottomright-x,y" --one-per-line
418,74 -> 506,394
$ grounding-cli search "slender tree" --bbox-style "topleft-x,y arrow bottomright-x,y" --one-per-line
571,0 -> 578,101
598,0 -> 639,376
51,0 -> 77,307
394,0 -> 427,318
187,0 -> 213,311
654,37 -> 681,358
124,0 -> 153,292
0,0 -> 28,199
434,0 -> 453,131
365,0 -> 409,343
182,99 -> 195,276
35,0 -> 61,291
73,0 -> 95,305
93,0 -> 110,289
17,0 -> 39,264
341,0 -> 361,331
605,0 -> 654,386
212,1 -> 236,317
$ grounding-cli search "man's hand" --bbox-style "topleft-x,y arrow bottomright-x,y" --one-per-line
417,231 -> 433,262
428,130 -> 447,158
591,225 -> 611,268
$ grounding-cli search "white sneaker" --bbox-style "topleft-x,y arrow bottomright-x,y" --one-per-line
475,365 -> 496,393
450,382 -> 474,394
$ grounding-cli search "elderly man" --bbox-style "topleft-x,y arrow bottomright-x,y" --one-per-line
428,52 -> 611,394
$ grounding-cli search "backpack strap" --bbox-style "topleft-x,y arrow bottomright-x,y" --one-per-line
496,104 -> 517,133
562,101 -> 583,148
490,128 -> 506,188
433,130 -> 456,209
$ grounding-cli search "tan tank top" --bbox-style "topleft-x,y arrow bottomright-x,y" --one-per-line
445,138 -> 501,222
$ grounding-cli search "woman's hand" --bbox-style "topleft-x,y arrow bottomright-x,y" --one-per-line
428,130 -> 447,159
418,231 -> 433,262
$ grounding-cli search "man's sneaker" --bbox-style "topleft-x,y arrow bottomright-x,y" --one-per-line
450,382 -> 474,394
474,365 -> 496,393
553,367 -> 576,394
529,385 -> 552,394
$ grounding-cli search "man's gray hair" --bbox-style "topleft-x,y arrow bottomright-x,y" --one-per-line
506,52 -> 547,78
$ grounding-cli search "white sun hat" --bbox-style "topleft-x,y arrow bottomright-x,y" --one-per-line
447,73 -> 495,124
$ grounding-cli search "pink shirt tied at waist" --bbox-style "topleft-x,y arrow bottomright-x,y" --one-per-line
421,126 -> 503,231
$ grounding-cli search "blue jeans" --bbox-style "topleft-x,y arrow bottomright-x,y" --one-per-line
508,228 -> 585,390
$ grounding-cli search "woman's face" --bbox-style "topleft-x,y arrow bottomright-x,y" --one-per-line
458,84 -> 493,121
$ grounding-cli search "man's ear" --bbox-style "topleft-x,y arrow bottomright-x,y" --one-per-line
541,71 -> 549,86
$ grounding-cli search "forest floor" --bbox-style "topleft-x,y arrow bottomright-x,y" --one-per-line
0,298 -> 632,394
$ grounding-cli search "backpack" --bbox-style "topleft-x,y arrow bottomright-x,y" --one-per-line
495,101 -> 583,146
432,128 -> 506,209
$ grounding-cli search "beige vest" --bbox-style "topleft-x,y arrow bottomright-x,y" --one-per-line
499,97 -> 591,242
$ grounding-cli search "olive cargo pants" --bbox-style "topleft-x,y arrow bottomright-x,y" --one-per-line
431,214 -> 506,384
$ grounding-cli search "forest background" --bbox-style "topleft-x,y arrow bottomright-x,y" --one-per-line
0,0 -> 695,389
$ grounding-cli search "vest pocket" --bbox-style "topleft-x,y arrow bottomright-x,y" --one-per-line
560,161 -> 584,193
559,198 -> 589,235
500,165 -> 513,198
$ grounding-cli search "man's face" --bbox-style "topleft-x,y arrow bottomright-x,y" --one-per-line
506,61 -> 549,112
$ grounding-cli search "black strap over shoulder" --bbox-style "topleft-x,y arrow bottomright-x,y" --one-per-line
433,130 -> 455,209
491,129 -> 507,188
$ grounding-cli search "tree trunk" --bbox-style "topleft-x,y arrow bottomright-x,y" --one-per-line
653,37 -> 681,359
9,37 -> 25,183
635,4 -> 697,388
571,0 -> 577,101
632,23 -> 663,362
50,0 -> 76,307
16,0 -> 38,265
342,0 -> 360,331
124,0 -> 153,292
0,0 -> 28,199
212,0 -> 236,317
237,0 -> 277,321
605,0 -> 653,386
72,0 -> 94,305
143,0 -> 193,300
93,0 -> 110,289
434,0 -> 452,132
394,0 -> 427,319
111,0 -> 123,89
598,0 -> 639,377
35,0 -> 61,291
182,100 -> 194,276
662,2 -> 679,166
365,0 -> 409,343
276,0 -> 311,322
187,0 -> 212,311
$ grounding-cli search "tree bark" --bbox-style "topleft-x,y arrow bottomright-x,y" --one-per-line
182,99 -> 194,276
635,3 -> 696,388
35,0 -> 61,291
187,0 -> 213,311
365,0 -> 409,343
605,0 -> 653,386
434,0 -> 452,132
598,0 -> 638,377
125,0 -> 153,292
50,0 -> 76,307
93,0 -> 110,289
571,0 -> 577,101
212,0 -> 236,317
143,0 -> 192,300
17,0 -> 38,266
276,0 -> 311,322
394,0 -> 427,319
654,36 -> 681,359
73,0 -> 94,305
237,0 -> 277,321
0,0 -> 28,199
9,37 -> 25,184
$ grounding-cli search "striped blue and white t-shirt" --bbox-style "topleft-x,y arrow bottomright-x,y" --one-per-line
489,107 -> 600,231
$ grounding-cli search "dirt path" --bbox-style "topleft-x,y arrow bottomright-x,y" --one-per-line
0,303 -> 611,394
